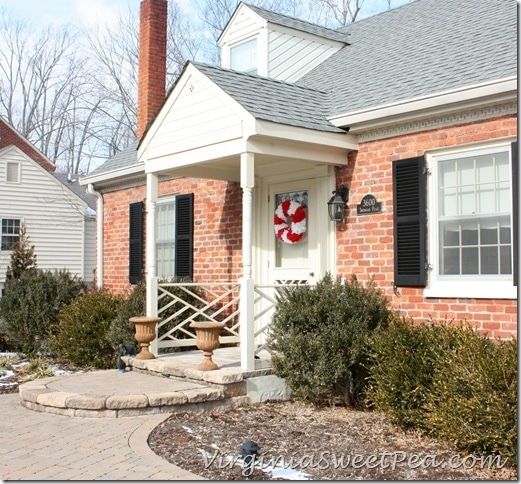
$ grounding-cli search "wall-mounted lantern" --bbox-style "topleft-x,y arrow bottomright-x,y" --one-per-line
327,185 -> 349,223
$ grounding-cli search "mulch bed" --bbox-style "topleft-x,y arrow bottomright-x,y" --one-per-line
148,400 -> 516,480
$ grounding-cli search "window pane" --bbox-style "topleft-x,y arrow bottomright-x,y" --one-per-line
500,245 -> 512,274
230,38 -> 257,74
461,221 -> 478,246
442,222 -> 460,246
440,187 -> 457,217
481,246 -> 498,274
441,247 -> 460,275
1,219 -> 20,251
462,247 -> 479,274
156,201 -> 175,278
500,224 -> 511,244
157,242 -> 175,278
480,220 -> 498,245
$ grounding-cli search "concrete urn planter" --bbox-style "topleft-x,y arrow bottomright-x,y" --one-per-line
189,321 -> 225,371
130,316 -> 161,360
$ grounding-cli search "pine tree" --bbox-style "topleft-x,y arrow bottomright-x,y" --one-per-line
5,224 -> 37,280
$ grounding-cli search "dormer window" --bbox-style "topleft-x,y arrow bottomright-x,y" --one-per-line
230,38 -> 257,74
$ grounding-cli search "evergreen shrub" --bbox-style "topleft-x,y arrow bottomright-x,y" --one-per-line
267,274 -> 392,406
107,281 -> 146,351
0,269 -> 85,354
49,290 -> 124,368
366,319 -> 517,464
425,332 -> 517,463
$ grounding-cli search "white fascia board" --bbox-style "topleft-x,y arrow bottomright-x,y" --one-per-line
329,78 -> 517,132
254,119 -> 358,151
217,3 -> 267,46
79,163 -> 145,186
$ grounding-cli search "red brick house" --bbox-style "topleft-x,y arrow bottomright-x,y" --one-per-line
81,0 -> 518,369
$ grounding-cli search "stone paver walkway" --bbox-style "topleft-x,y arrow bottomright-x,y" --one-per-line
0,393 -> 203,480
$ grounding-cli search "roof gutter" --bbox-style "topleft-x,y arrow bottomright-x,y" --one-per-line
79,163 -> 145,187
329,77 -> 517,133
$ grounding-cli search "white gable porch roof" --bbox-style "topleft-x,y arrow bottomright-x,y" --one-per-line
137,62 -> 358,181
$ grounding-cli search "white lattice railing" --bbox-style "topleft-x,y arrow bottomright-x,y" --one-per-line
156,281 -> 308,354
157,282 -> 240,350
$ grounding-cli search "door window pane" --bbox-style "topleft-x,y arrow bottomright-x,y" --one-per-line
275,191 -> 308,269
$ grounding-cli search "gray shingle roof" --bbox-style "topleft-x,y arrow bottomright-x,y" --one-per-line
86,140 -> 139,177
299,0 -> 517,116
194,62 -> 346,133
52,173 -> 97,211
89,0 -> 516,179
243,3 -> 349,44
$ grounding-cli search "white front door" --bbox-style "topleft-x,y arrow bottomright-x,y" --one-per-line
268,179 -> 321,285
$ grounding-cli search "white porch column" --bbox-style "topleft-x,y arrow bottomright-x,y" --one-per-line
240,152 -> 255,370
146,172 -> 159,355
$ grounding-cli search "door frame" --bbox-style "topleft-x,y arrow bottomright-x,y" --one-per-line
254,164 -> 337,287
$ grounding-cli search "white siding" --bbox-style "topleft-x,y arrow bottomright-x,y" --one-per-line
0,146 -> 91,290
147,73 -> 246,161
221,8 -> 265,47
219,4 -> 343,82
268,29 -> 341,82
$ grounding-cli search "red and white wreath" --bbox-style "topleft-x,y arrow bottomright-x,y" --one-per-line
274,200 -> 307,244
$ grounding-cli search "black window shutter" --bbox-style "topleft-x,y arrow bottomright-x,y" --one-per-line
129,201 -> 144,284
393,156 -> 427,287
512,141 -> 518,286
175,193 -> 194,280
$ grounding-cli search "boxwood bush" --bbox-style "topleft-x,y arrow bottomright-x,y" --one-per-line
48,291 -> 124,368
366,318 -> 517,464
425,331 -> 517,462
267,274 -> 392,406
0,269 -> 85,354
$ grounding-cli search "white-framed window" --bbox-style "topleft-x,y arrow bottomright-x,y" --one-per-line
425,141 -> 516,299
1,218 -> 21,251
156,198 -> 176,278
6,162 -> 20,183
230,37 -> 257,74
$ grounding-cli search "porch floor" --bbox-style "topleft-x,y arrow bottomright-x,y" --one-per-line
18,347 -> 288,418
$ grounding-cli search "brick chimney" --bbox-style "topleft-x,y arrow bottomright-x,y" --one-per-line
137,0 -> 167,139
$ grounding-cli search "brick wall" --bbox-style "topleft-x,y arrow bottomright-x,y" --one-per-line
0,119 -> 55,172
102,177 -> 242,293
336,115 -> 518,338
137,0 -> 167,139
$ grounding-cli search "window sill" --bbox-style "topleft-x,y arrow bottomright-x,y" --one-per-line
424,279 -> 517,300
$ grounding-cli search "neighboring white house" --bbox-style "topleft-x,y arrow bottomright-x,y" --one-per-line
0,118 -> 97,294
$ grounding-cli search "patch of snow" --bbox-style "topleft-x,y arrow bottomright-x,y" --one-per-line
182,425 -> 193,433
52,367 -> 75,376
265,466 -> 312,480
0,369 -> 15,380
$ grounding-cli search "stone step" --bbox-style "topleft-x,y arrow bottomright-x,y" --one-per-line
19,370 -> 249,418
